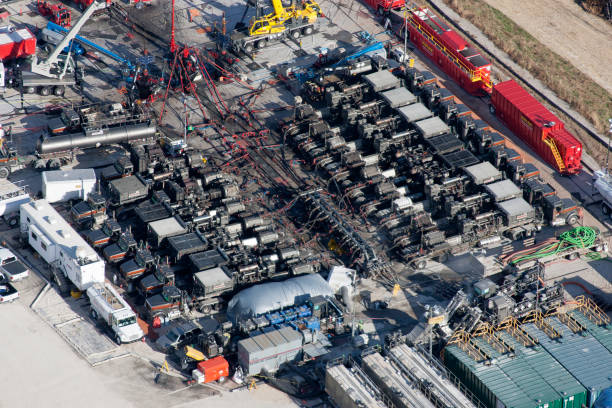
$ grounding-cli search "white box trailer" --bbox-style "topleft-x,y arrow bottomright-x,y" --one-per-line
20,200 -> 104,290
42,169 -> 97,203
0,179 -> 31,227
87,282 -> 144,344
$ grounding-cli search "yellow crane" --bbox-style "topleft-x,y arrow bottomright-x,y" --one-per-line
231,0 -> 322,53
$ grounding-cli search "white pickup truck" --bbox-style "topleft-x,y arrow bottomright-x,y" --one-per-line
0,247 -> 29,281
87,282 -> 144,344
0,272 -> 19,303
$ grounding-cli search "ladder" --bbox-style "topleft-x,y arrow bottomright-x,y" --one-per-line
543,137 -> 566,173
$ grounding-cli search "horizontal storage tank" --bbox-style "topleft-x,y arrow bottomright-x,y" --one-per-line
389,344 -> 476,408
361,352 -> 435,408
325,364 -> 387,408
37,123 -> 156,154
491,80 -> 582,175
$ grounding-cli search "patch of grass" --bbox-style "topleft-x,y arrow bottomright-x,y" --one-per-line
445,0 -> 612,133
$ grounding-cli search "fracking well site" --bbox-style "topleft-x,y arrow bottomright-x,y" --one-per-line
0,0 -> 611,407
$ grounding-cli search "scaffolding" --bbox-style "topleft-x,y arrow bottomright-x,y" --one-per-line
471,322 -> 514,355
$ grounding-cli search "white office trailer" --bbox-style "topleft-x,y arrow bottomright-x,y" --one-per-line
42,169 -> 97,203
20,200 -> 104,290
0,179 -> 31,226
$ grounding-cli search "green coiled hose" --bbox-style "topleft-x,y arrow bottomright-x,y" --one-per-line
510,226 -> 599,265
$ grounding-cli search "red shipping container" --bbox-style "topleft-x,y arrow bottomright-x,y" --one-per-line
491,80 -> 582,174
0,28 -> 36,61
197,356 -> 229,383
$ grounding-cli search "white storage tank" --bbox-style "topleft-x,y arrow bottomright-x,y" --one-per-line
42,169 -> 97,203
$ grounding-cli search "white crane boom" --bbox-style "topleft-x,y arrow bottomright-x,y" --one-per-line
30,0 -> 109,78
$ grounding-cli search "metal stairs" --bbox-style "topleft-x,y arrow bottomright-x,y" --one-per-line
543,137 -> 566,173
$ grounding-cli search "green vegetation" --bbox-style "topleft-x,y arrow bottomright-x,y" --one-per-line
447,0 -> 612,132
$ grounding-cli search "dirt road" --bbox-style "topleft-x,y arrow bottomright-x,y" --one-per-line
482,0 -> 612,95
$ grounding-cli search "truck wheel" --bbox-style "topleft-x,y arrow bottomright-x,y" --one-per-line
34,160 -> 47,171
53,86 -> 65,96
414,260 -> 427,270
291,30 -> 301,39
243,43 -> 254,54
567,252 -> 579,260
39,86 -> 51,96
26,86 -> 36,94
47,159 -> 62,170
115,334 -> 122,345
566,214 -> 579,226
200,304 -> 212,314
90,309 -> 98,320
302,26 -> 313,36
0,167 -> 9,179
602,204 -> 610,215
7,216 -> 18,228
256,40 -> 266,49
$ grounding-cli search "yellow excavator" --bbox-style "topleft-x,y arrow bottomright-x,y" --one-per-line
231,0 -> 323,54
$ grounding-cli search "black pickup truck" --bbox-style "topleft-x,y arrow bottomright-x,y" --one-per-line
103,231 -> 137,263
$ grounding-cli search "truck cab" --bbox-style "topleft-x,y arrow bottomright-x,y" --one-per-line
103,231 -> 137,263
109,309 -> 143,344
119,247 -> 154,280
542,195 -> 581,226
47,108 -> 80,135
145,285 -> 182,319
70,192 -> 107,229
139,263 -> 175,297
83,218 -> 121,248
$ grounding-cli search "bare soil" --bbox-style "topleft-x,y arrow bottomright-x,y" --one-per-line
482,0 -> 612,95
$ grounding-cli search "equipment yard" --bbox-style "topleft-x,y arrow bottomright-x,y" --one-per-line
0,0 -> 610,407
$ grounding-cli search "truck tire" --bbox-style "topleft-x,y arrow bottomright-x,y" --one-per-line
602,204 -> 610,215
199,304 -> 212,314
302,26 -> 313,36
291,30 -> 301,39
53,86 -> 65,96
7,216 -> 19,228
47,158 -> 62,170
414,259 -> 427,270
0,167 -> 9,179
243,43 -> 254,54
91,309 -> 98,320
567,252 -> 579,260
566,214 -> 579,226
26,86 -> 36,94
39,86 -> 51,96
115,334 -> 122,345
256,40 -> 266,49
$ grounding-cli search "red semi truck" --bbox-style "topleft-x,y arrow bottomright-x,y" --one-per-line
364,0 -> 405,14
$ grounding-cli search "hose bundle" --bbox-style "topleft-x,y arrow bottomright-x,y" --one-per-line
508,226 -> 599,265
